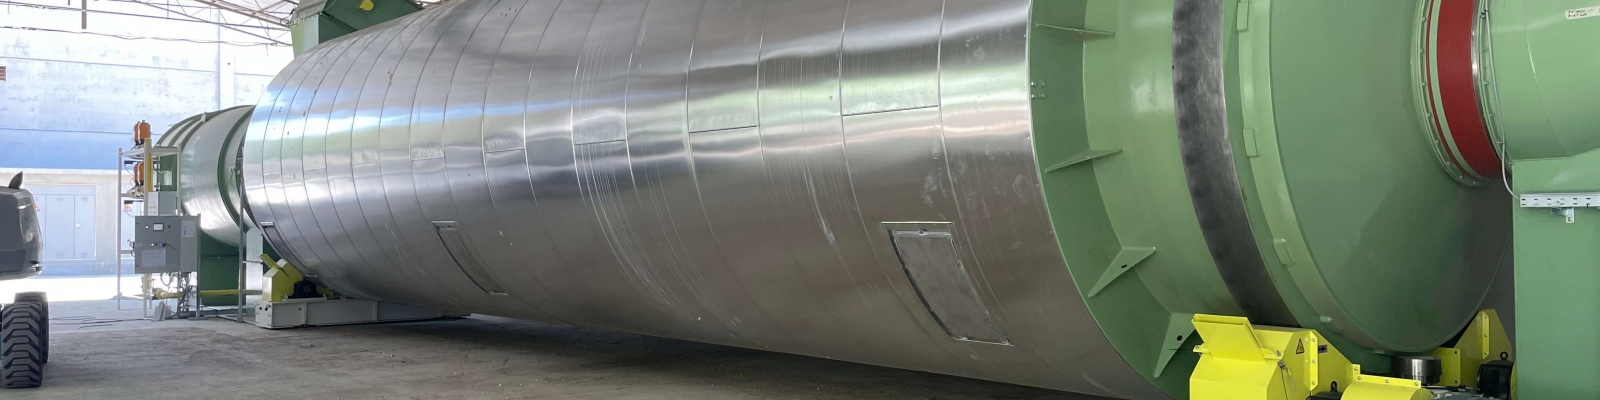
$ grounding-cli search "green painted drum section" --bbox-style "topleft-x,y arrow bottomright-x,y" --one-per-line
1259,0 -> 1509,352
1489,0 -> 1600,162
1030,1 -> 1511,395
1488,1 -> 1600,398
1223,0 -> 1388,368
156,106 -> 255,248
1031,1 -> 1241,396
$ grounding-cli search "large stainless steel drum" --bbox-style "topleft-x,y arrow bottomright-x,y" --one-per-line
237,0 -> 1512,398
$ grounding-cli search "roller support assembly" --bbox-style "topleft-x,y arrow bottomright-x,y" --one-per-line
1190,310 -> 1516,400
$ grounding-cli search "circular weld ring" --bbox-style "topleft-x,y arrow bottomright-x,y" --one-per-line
1423,0 -> 1503,181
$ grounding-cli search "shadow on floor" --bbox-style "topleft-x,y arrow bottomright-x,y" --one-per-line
11,300 -> 1112,400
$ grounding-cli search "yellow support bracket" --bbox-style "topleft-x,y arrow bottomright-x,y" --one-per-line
259,253 -> 332,302
259,253 -> 304,281
1345,367 -> 1430,400
1191,314 -> 1430,400
1431,309 -> 1514,389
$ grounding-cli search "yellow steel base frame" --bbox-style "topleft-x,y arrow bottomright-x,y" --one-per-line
1190,314 -> 1429,400
259,253 -> 334,302
1431,310 -> 1514,389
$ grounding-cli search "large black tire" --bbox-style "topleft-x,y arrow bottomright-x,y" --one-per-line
12,293 -> 45,364
2,299 -> 45,389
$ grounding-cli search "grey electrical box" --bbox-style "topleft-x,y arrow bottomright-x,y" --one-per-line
144,191 -> 179,216
133,215 -> 199,274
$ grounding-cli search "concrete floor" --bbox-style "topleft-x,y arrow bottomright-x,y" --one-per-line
8,300 -> 1105,400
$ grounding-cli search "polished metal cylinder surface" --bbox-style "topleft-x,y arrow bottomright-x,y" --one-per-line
1392,355 -> 1443,386
242,0 -> 1161,398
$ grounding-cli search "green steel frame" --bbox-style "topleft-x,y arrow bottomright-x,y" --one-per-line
1487,1 -> 1600,398
290,0 -> 421,55
1028,2 -> 1200,396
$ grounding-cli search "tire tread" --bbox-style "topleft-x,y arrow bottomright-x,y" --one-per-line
2,299 -> 45,389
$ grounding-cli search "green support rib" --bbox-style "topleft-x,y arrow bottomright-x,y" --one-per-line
1086,246 -> 1155,298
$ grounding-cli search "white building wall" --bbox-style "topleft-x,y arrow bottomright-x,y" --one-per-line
0,1 -> 293,169
0,3 -> 291,274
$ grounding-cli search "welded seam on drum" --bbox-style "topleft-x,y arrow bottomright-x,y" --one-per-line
688,124 -> 759,135
299,28 -> 400,301
469,0 -> 571,322
267,40 -> 359,286
244,28 -> 330,282
542,0 -> 632,309
683,0 -> 833,356
256,46 -> 337,273
355,1 -> 493,303
359,4 -> 477,307
842,104 -> 938,118
506,0 -> 642,324
310,7 -> 457,299
624,1 -> 761,344
401,0 -> 505,309
754,0 -> 883,361
321,15 -> 433,303
244,43 -> 321,278
823,0 -> 873,311
580,2 -> 688,312
428,0 -> 515,292
665,0 -> 809,350
1171,0 -> 1297,327
928,0 -> 1016,379
830,0 -> 1001,376
286,37 -> 379,298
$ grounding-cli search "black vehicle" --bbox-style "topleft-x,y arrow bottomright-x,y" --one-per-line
0,173 -> 47,389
